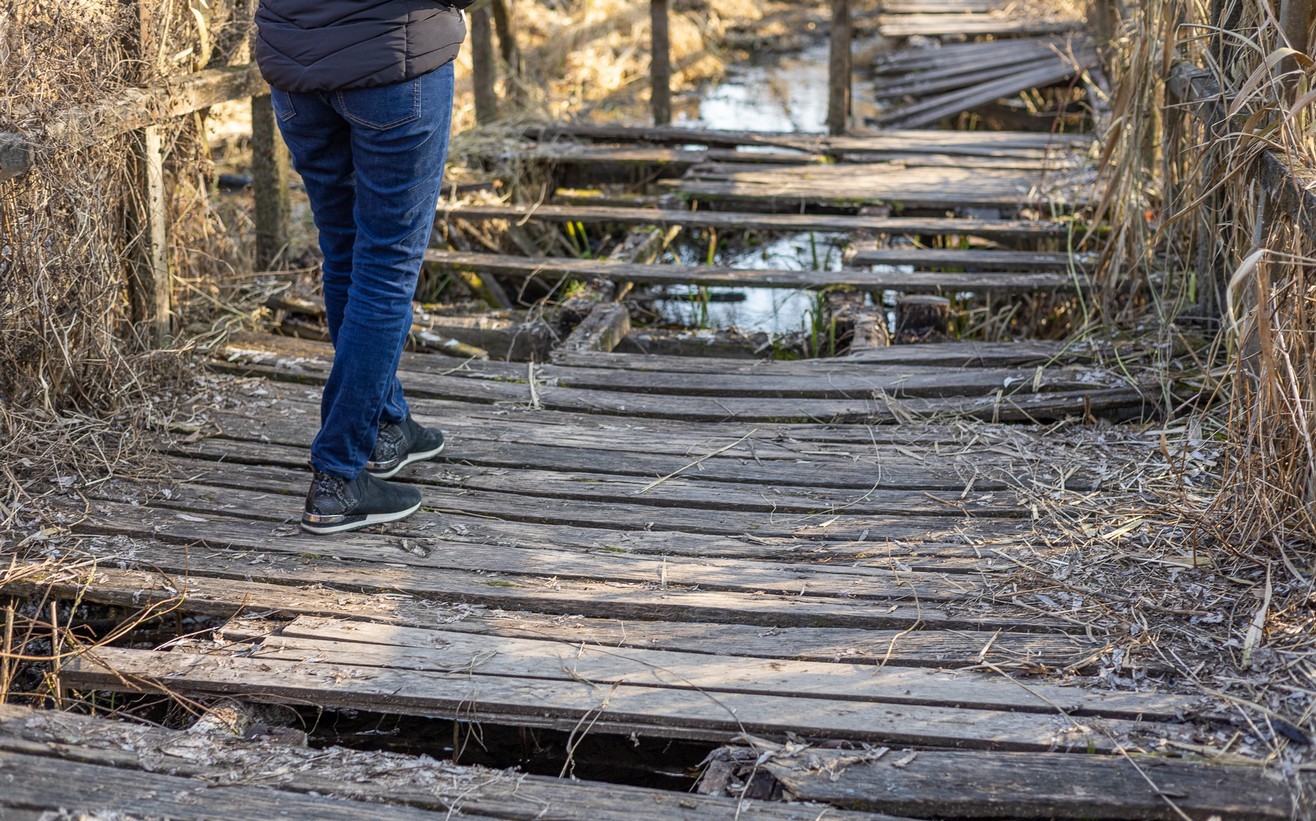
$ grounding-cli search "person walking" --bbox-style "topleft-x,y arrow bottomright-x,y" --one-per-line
253,0 -> 475,534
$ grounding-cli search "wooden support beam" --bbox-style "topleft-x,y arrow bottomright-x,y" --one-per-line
896,295 -> 951,344
470,6 -> 499,125
829,0 -> 853,136
560,304 -> 632,353
0,65 -> 266,181
129,126 -> 171,348
250,95 -> 291,271
651,0 -> 673,126
1279,0 -> 1312,82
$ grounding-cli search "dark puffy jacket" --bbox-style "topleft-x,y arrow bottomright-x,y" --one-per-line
255,0 -> 474,93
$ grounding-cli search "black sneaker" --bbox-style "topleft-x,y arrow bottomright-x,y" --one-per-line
366,416 -> 445,479
301,470 -> 423,535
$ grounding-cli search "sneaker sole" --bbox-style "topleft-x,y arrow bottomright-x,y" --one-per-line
367,441 -> 446,480
300,500 -> 422,535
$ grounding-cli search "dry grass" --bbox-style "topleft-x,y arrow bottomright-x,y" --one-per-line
1074,0 -> 1316,804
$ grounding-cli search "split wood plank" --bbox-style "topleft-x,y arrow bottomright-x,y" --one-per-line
5,563 -> 1098,668
231,331 -> 1122,398
522,123 -> 1091,157
198,399 -> 1069,494
181,429 -> 1032,509
96,458 -> 1039,544
881,0 -> 1007,13
553,342 -> 1084,371
440,203 -> 1070,240
761,746 -> 1294,820
0,706 -> 900,821
0,749 -> 465,821
204,363 -> 1121,451
878,13 -> 1082,39
849,247 -> 1092,272
81,490 -> 1008,575
421,250 -> 1090,296
220,348 -> 1139,423
677,163 -> 1092,212
64,647 -> 1186,751
75,495 -> 992,603
260,617 -> 1196,720
58,533 -> 1018,633
878,58 -> 1099,130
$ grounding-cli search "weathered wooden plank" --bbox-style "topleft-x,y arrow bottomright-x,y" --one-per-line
761,747 -> 1293,820
75,495 -> 993,602
83,488 -> 1007,574
521,124 -> 1090,156
61,533 -> 1015,632
198,400 -> 1060,494
552,343 -> 1086,371
95,457 -> 1038,543
267,617 -> 1197,720
6,563 -> 1098,668
219,346 -> 1139,423
882,0 -> 1007,13
0,749 -> 465,821
849,247 -> 1092,272
560,302 -> 631,353
64,647 -> 1183,751
879,59 -> 1096,130
878,13 -> 1081,38
200,365 -> 1120,451
1,65 -> 267,179
441,203 -> 1070,239
678,163 -> 1092,212
420,250 -> 1090,296
0,706 -> 898,821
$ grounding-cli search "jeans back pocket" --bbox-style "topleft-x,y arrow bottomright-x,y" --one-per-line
336,78 -> 422,131
270,88 -> 298,122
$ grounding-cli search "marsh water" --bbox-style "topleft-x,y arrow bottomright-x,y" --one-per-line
648,41 -> 881,337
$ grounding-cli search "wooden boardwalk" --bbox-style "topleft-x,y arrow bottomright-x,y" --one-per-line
18,328 -> 1290,817
4,15 -> 1294,821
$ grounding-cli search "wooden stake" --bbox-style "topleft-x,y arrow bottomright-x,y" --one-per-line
251,94 -> 291,271
1279,0 -> 1312,83
470,6 -> 499,125
129,125 -> 171,348
491,0 -> 523,81
896,295 -> 951,344
651,0 -> 673,126
828,0 -> 853,136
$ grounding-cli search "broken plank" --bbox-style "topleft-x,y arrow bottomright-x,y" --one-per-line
877,13 -> 1082,39
75,496 -> 993,602
261,617 -> 1196,720
0,705 -> 897,821
849,247 -> 1091,272
420,250 -> 1090,295
440,203 -> 1069,240
0,748 -> 460,821
762,747 -> 1292,820
678,163 -> 1092,212
6,563 -> 1098,668
64,647 -> 1181,750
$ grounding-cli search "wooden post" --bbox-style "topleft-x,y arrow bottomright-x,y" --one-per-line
129,125 -> 171,347
1279,0 -> 1312,84
828,0 -> 852,136
1087,0 -> 1118,47
251,94 -> 291,271
470,6 -> 499,124
491,0 -> 522,80
651,0 -> 673,126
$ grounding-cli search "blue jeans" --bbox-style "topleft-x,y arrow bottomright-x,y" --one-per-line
270,64 -> 454,479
